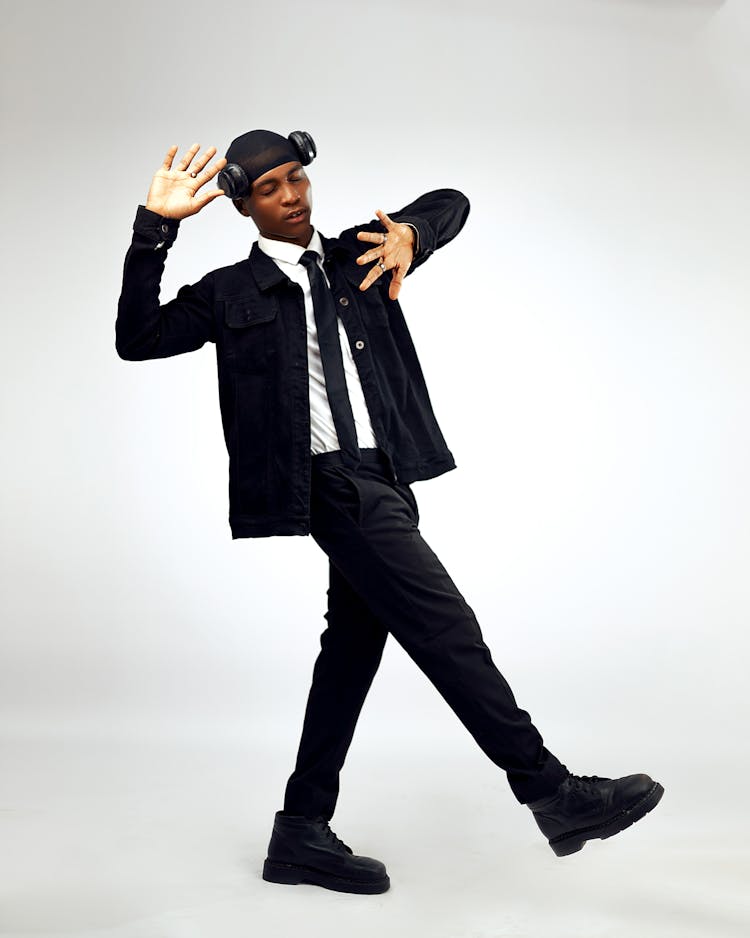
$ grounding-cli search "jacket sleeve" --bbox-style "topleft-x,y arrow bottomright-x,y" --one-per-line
115,205 -> 216,361
337,188 -> 470,277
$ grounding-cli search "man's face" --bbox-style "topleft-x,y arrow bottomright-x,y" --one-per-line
233,159 -> 313,246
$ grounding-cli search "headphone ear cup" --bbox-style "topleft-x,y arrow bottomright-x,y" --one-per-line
289,131 -> 316,165
217,163 -> 250,199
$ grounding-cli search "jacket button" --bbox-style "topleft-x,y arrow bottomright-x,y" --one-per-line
339,296 -> 349,306
161,223 -> 169,234
355,340 -> 365,350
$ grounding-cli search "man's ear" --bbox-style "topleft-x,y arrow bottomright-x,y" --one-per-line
232,197 -> 250,217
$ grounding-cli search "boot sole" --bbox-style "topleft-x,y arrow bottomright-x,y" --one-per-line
549,780 -> 665,857
262,858 -> 391,894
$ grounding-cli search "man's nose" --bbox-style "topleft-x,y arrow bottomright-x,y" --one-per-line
280,184 -> 299,204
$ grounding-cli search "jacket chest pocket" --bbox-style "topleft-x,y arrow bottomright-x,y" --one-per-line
221,294 -> 278,373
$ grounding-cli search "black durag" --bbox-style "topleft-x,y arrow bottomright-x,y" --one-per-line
224,130 -> 300,189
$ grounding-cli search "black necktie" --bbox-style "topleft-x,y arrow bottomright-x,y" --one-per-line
298,250 -> 361,467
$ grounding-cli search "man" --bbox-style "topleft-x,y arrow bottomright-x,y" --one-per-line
116,129 -> 664,896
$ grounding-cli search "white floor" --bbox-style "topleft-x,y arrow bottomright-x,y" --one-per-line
0,724 -> 746,938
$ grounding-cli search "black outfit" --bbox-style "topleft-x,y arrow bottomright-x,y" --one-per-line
115,190 -> 569,823
283,448 -> 568,816
116,191 -> 467,538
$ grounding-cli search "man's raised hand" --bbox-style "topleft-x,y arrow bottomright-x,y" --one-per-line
356,209 -> 415,301
145,144 -> 227,220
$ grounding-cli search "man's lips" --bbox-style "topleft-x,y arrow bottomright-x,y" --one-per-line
285,208 -> 308,222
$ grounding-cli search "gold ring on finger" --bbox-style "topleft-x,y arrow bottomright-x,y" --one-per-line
190,171 -> 198,178
378,261 -> 386,271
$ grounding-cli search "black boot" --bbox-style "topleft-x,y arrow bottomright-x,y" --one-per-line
527,772 -> 664,856
262,811 -> 391,894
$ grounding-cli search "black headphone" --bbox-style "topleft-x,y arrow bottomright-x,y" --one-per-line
217,131 -> 317,200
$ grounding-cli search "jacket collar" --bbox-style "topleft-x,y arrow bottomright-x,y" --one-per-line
321,232 -> 364,288
248,232 -> 355,292
248,242 -> 291,292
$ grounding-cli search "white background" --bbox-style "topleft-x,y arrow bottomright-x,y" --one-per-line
1,0 -> 748,935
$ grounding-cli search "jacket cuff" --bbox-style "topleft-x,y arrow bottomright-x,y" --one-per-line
134,204 -> 181,250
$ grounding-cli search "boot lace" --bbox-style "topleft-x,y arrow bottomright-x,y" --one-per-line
569,773 -> 604,792
315,817 -> 353,854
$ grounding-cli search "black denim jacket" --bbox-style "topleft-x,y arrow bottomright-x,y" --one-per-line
116,188 -> 471,538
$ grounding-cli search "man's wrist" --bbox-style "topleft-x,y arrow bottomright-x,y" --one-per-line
402,222 -> 420,256
135,204 -> 181,250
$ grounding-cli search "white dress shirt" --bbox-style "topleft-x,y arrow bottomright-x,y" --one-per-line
256,227 -> 378,455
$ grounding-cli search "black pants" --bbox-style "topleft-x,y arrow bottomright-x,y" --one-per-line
282,447 -> 569,820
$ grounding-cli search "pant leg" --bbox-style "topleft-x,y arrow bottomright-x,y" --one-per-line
283,557 -> 389,821
307,452 -> 569,805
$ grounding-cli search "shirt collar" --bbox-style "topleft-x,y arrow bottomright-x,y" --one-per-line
256,226 -> 325,266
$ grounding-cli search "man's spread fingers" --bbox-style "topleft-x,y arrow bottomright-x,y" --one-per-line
198,189 -> 226,208
200,156 -> 226,181
375,209 -> 396,229
359,264 -> 386,291
190,146 -> 219,178
356,246 -> 386,265
162,145 -> 179,170
177,143 -> 201,171
357,230 -> 385,243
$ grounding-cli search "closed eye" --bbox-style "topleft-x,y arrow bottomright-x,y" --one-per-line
259,173 -> 305,197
